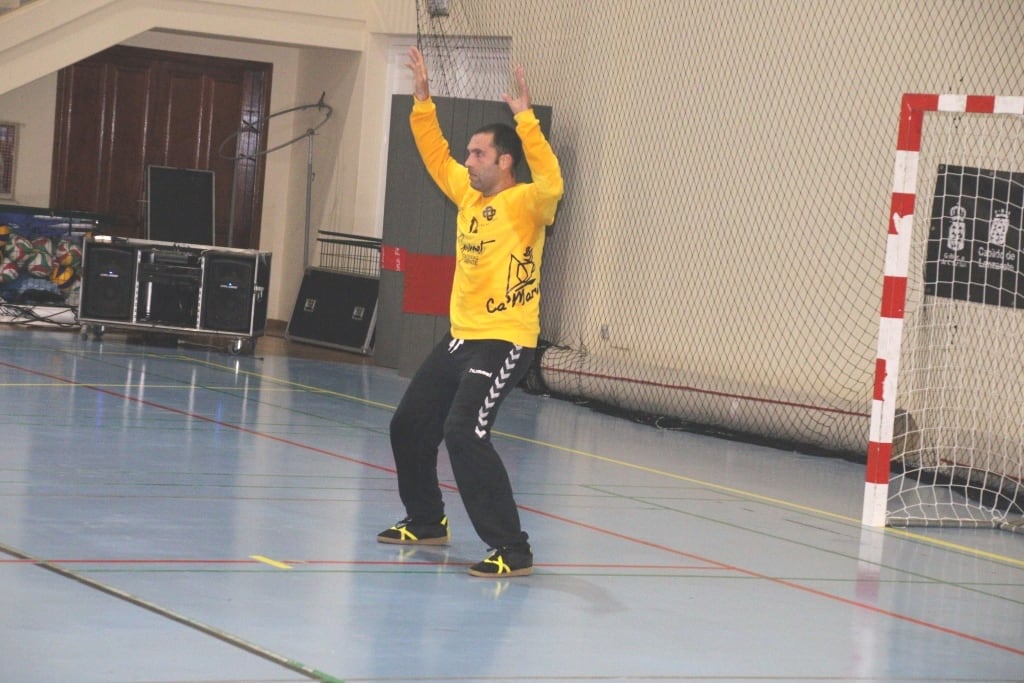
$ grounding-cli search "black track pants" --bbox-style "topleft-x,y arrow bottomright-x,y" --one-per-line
389,334 -> 534,549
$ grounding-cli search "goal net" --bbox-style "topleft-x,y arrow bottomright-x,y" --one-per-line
406,1 -> 1024,503
864,94 -> 1024,531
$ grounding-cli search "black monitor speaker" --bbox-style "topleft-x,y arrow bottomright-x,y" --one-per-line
79,244 -> 137,320
287,268 -> 379,354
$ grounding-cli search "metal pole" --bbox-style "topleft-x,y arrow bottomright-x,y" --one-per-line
303,129 -> 314,269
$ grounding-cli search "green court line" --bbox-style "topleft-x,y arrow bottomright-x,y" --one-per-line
0,540 -> 346,683
27,345 -> 1024,569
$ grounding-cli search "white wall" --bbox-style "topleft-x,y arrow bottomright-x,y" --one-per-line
0,0 -> 417,323
0,31 -> 415,322
0,73 -> 56,208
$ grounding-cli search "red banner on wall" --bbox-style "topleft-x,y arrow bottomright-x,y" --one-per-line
381,244 -> 454,317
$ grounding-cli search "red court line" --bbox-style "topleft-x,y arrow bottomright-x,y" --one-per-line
0,557 -> 719,571
515,504 -> 1024,658
0,358 -> 395,476
3,358 -> 1021,659
0,558 -> 261,565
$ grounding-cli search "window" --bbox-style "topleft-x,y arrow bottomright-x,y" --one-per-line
0,122 -> 17,199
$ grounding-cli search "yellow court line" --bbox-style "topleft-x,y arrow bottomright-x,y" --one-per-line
880,526 -> 1024,567
58,349 -> 1024,569
250,555 -> 292,570
508,434 -> 855,519
164,354 -> 397,411
0,381 -> 308,391
38,347 -> 395,409
502,434 -> 1024,569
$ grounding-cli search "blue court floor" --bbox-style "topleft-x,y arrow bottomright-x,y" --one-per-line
0,325 -> 1022,683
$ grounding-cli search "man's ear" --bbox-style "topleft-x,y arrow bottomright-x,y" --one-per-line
499,152 -> 515,172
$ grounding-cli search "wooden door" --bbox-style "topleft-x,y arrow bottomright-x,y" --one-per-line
51,46 -> 272,249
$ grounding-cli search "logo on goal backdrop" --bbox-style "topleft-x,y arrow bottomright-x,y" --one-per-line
946,204 -> 967,252
926,164 -> 1024,309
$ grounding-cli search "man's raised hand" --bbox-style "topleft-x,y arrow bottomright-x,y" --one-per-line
502,64 -> 532,114
406,46 -> 430,101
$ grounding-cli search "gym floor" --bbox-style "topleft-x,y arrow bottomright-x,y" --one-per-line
1,324 -> 1021,682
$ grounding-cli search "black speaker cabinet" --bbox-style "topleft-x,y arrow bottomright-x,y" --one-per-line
287,267 -> 379,354
79,243 -> 137,320
202,253 -> 271,334
78,237 -> 271,350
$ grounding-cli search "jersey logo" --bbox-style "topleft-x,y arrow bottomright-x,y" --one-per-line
486,247 -> 539,313
509,247 -> 536,296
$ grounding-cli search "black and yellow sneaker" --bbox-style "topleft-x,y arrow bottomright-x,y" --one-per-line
376,516 -> 450,545
467,544 -> 533,577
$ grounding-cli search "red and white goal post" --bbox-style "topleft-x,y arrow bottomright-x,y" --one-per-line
863,93 -> 1024,531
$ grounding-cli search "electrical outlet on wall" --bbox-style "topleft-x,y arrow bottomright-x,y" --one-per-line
599,323 -> 631,350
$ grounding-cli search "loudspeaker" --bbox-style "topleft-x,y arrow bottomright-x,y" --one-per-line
287,268 -> 379,354
202,256 -> 254,332
79,244 -> 137,320
79,237 -> 271,346
147,166 -> 215,245
201,253 -> 271,334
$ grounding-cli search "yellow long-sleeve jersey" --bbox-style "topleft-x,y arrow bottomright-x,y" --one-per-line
410,97 -> 564,348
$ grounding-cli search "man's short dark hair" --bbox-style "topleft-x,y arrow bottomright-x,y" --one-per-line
474,123 -> 523,167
